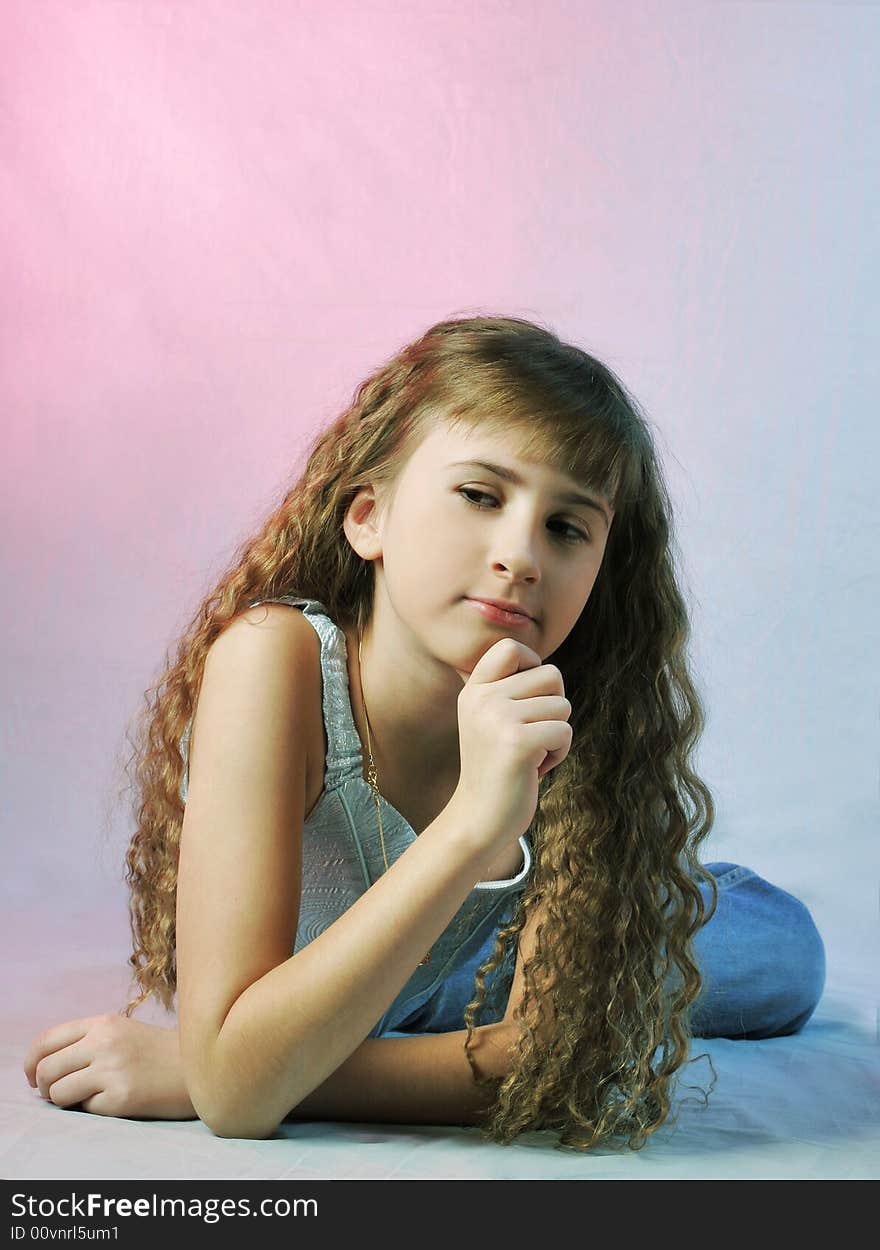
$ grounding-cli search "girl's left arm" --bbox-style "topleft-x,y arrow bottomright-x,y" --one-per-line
285,1020 -> 513,1129
25,1015 -> 513,1129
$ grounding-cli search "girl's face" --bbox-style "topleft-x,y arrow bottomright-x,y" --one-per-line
361,418 -> 614,673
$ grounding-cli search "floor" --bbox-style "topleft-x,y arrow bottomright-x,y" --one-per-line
2,895 -> 877,1181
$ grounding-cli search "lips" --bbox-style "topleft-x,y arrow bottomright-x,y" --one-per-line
470,597 -> 534,620
465,598 -> 535,627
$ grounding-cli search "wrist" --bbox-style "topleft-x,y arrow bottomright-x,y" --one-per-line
151,1027 -> 196,1121
440,791 -> 515,882
437,790 -> 497,870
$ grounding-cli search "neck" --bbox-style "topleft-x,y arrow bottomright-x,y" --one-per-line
345,621 -> 461,793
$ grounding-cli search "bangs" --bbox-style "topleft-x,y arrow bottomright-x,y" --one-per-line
425,382 -> 643,517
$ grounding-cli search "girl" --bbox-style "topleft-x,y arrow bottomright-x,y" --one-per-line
24,315 -> 825,1151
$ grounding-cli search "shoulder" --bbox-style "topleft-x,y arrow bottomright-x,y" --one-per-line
206,600 -> 321,684
191,600 -> 323,782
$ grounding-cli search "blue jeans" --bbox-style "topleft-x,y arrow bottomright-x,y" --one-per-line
380,863 -> 826,1040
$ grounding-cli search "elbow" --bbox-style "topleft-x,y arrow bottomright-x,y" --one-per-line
206,1115 -> 277,1141
191,1083 -> 281,1140
196,1091 -> 281,1140
182,1025 -> 293,1139
183,1069 -> 268,1140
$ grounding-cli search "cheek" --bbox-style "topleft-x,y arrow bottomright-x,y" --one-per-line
384,500 -> 464,589
551,563 -> 598,618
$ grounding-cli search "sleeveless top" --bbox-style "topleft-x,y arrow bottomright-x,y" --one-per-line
178,595 -> 533,1036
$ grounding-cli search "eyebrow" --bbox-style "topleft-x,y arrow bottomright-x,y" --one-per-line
446,459 -> 611,530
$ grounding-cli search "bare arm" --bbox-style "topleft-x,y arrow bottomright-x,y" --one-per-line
176,607 -> 502,1139
23,1012 -> 513,1130
283,1022 -> 512,1130
204,805 -> 500,1138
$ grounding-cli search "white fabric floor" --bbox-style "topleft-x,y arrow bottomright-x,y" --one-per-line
2,883 -> 878,1182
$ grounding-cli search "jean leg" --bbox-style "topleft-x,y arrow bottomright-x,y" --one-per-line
380,914 -> 514,1037
379,863 -> 827,1043
685,862 -> 827,1039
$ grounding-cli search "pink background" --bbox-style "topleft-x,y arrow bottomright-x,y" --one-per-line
2,2 -> 876,1025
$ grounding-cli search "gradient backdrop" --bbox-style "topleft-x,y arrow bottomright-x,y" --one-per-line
2,1 -> 877,1036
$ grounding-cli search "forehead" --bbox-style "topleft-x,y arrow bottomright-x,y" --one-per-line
410,420 -> 609,503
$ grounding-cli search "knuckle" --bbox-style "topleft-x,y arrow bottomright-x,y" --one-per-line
92,1015 -> 118,1043
468,688 -> 490,715
46,1080 -> 67,1107
106,1081 -> 131,1115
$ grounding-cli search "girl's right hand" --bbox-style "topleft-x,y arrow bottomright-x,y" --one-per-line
452,637 -> 572,857
23,1014 -> 195,1121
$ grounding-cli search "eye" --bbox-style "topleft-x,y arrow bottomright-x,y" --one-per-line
457,487 -> 591,545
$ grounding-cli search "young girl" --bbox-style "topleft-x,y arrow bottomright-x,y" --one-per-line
24,314 -> 825,1151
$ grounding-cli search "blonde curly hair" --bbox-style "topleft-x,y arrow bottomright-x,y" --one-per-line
118,313 -> 718,1151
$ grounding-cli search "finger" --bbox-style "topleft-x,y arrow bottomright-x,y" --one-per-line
464,638 -> 541,687
40,1065 -> 103,1112
24,1018 -> 96,1086
537,745 -> 567,778
35,1037 -> 94,1101
508,695 -> 571,720
522,721 -> 572,772
457,660 -> 547,690
80,1090 -> 126,1118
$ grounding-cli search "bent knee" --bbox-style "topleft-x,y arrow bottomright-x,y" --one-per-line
688,876 -> 827,1040
746,894 -> 826,1038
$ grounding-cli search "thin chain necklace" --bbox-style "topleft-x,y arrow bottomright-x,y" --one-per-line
358,632 -> 431,967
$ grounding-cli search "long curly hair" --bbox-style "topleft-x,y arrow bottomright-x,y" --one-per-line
118,313 -> 718,1151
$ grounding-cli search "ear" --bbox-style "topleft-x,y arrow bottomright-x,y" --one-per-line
342,484 -> 389,562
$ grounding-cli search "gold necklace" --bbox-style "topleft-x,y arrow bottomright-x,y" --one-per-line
358,632 -> 431,967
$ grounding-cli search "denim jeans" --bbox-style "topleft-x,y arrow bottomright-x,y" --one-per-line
379,863 -> 826,1040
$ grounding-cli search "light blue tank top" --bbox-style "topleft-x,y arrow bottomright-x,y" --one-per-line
178,595 -> 533,1035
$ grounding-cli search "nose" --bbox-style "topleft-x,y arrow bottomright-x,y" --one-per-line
485,504 -> 550,583
490,535 -> 541,583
